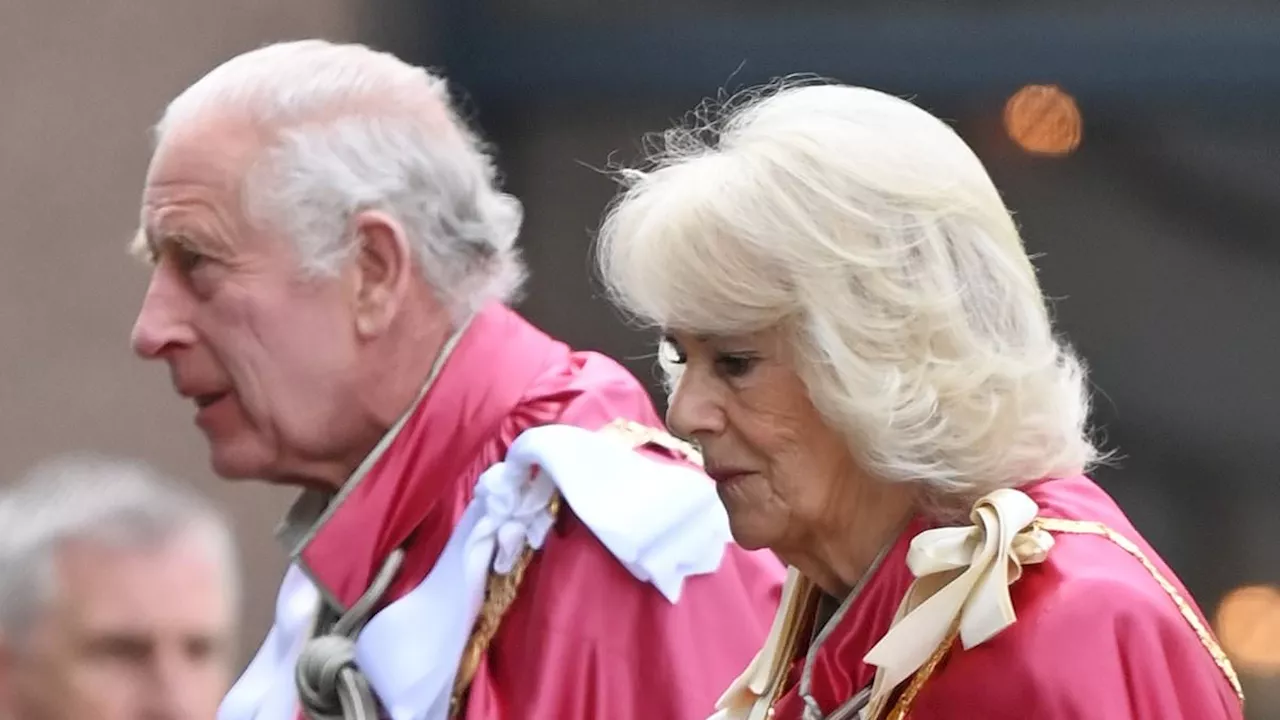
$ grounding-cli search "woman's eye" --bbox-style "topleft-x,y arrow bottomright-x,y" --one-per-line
715,354 -> 757,378
660,337 -> 688,365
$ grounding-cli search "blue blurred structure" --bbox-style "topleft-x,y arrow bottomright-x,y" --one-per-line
433,6 -> 1280,109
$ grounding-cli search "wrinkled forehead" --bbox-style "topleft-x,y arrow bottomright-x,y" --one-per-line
137,114 -> 265,254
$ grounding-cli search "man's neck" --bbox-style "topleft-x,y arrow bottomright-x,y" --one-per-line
367,312 -> 456,427
279,313 -> 460,492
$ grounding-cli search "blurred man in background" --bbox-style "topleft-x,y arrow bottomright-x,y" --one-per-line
0,455 -> 239,720
129,39 -> 782,720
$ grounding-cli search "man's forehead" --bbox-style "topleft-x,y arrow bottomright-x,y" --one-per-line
144,112 -> 263,200
137,115 -> 269,250
139,168 -> 252,256
51,536 -> 233,624
143,149 -> 247,206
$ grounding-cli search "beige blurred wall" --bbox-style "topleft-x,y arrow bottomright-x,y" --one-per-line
0,0 -> 372,667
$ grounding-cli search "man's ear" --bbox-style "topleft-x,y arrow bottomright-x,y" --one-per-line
349,210 -> 415,339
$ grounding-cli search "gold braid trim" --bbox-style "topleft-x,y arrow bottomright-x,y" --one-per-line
761,575 -> 822,719
883,626 -> 959,720
1031,517 -> 1245,706
876,516 -> 1245,720
596,418 -> 704,466
447,418 -> 703,717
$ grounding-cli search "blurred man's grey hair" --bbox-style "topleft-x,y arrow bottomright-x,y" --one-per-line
0,454 -> 240,642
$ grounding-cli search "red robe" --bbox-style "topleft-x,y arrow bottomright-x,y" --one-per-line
286,303 -> 785,719
770,475 -> 1243,720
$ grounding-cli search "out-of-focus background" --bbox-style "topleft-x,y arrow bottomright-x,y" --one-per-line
1,1 -> 1277,715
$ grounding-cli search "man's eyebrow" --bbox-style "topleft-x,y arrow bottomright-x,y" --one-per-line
127,227 -> 153,261
128,224 -> 203,262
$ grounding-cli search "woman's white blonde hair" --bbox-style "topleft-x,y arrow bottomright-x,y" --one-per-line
596,79 -> 1101,518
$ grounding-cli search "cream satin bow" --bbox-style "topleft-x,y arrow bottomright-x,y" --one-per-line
862,488 -> 1054,718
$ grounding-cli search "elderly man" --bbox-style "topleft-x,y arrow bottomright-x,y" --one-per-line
128,40 -> 783,720
0,455 -> 238,720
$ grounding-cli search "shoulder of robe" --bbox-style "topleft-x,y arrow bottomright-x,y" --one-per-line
595,418 -> 703,466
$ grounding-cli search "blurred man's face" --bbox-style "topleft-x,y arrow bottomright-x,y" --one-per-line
0,530 -> 235,720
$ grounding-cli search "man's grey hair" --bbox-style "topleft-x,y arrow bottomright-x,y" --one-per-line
147,39 -> 526,323
0,454 -> 240,641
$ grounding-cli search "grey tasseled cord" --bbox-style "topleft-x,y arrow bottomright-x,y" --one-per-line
296,548 -> 406,720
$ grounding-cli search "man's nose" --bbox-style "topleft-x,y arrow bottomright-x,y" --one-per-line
131,266 -> 197,359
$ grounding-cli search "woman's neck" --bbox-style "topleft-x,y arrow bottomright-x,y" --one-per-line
781,481 -> 918,598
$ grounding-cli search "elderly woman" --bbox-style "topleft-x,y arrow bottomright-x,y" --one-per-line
596,82 -> 1244,720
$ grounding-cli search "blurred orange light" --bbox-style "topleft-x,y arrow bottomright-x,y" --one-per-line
1215,584 -> 1280,675
1003,84 -> 1082,156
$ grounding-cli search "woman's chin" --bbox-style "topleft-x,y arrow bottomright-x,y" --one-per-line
725,514 -> 775,552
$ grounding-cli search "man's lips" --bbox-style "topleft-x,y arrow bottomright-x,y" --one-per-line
193,391 -> 229,409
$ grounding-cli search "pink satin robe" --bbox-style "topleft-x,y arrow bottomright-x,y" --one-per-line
283,303 -> 785,719
770,476 -> 1243,720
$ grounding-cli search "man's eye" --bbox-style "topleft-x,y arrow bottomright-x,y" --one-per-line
84,635 -> 152,664
174,247 -> 209,273
184,635 -> 222,662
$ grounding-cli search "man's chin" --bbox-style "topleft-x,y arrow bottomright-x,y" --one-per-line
207,442 -> 274,482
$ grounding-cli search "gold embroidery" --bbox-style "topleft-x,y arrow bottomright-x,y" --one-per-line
448,418 -> 697,716
600,417 -> 704,465
876,517 -> 1245,719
